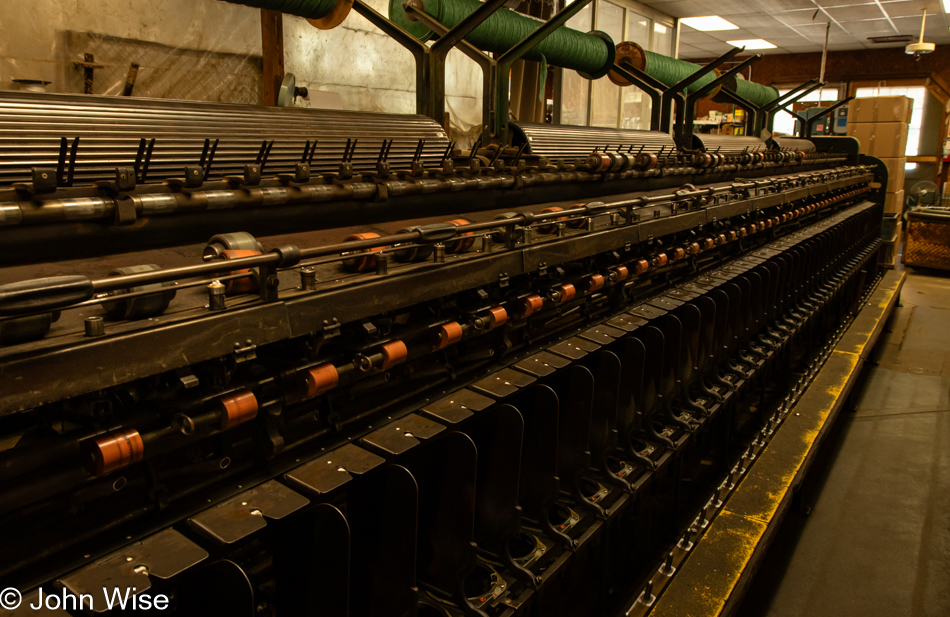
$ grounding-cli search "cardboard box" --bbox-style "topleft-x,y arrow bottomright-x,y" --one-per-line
882,214 -> 902,243
848,96 -> 913,124
880,239 -> 899,268
847,122 -> 909,158
884,190 -> 904,215
879,157 -> 906,192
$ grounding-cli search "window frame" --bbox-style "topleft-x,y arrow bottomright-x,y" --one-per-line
556,0 -> 677,128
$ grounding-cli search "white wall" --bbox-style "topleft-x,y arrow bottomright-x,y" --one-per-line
282,0 -> 483,139
0,0 -> 483,139
0,0 -> 261,90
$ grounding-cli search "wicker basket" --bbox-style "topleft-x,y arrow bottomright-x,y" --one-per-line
903,208 -> 950,270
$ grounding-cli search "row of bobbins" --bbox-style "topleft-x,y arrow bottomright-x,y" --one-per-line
341,218 -> 476,273
586,150 -> 659,174
198,186 -> 868,307
83,184 -> 871,477
300,339 -> 409,398
88,388 -> 259,476
519,262 -> 633,318
331,183 -> 869,279
433,305 -> 509,350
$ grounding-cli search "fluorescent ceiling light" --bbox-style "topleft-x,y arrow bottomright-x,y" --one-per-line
944,0 -> 949,13
655,23 -> 668,34
680,16 -> 739,31
727,38 -> 777,49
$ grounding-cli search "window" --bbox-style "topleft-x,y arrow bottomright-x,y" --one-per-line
559,0 -> 676,130
855,86 -> 925,170
771,87 -> 843,137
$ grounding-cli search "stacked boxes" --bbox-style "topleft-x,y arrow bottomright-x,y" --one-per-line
847,95 -> 913,267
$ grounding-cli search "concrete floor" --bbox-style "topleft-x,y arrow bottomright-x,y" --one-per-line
740,267 -> 950,617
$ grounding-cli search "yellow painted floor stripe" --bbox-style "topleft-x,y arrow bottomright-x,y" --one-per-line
650,270 -> 905,617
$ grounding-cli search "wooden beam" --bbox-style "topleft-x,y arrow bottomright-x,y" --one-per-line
261,9 -> 285,106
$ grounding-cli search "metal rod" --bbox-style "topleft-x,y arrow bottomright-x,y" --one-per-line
0,165 -> 867,314
660,47 -> 742,133
680,52 -> 761,147
492,0 -> 596,140
819,23 -> 830,83
612,62 -> 664,131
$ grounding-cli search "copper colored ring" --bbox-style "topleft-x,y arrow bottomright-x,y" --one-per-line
445,219 -> 475,253
521,294 -> 544,316
558,284 -> 576,303
379,340 -> 408,370
615,265 -> 629,281
638,153 -> 658,170
302,363 -> 339,397
435,321 -> 463,349
217,389 -> 259,430
671,248 -> 686,262
220,249 -> 262,295
593,153 -> 612,173
539,207 -> 567,234
342,232 -> 384,272
689,242 -> 701,254
634,259 -> 650,275
607,41 -> 646,87
655,253 -> 669,268
567,204 -> 588,229
488,306 -> 508,329
585,274 -> 605,292
91,428 -> 145,476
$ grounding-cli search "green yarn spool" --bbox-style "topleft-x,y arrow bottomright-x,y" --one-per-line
227,0 -> 340,19
640,50 -> 720,96
732,76 -> 779,107
389,0 -> 614,77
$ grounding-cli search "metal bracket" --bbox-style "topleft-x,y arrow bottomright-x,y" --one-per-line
678,51 -> 762,149
660,47 -> 743,135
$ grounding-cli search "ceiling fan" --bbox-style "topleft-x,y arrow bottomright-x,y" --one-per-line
905,9 -> 935,59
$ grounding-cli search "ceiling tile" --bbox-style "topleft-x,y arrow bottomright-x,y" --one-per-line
892,14 -> 949,35
825,5 -> 887,21
679,30 -> 723,44
817,0 -> 878,7
651,0 -> 763,18
780,44 -> 826,51
881,0 -> 936,18
745,32 -> 813,45
676,44 -> 702,56
755,0 -> 816,10
773,11 -> 828,27
839,18 -> 897,34
727,15 -> 789,29
789,22 -> 841,38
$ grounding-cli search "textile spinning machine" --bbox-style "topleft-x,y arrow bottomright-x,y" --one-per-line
0,0 -> 904,616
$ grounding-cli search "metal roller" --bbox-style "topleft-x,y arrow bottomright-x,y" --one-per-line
691,134 -> 769,155
0,91 -> 452,186
0,312 -> 58,346
509,122 -> 676,162
102,264 -> 177,321
204,232 -> 264,261
771,136 -> 817,153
